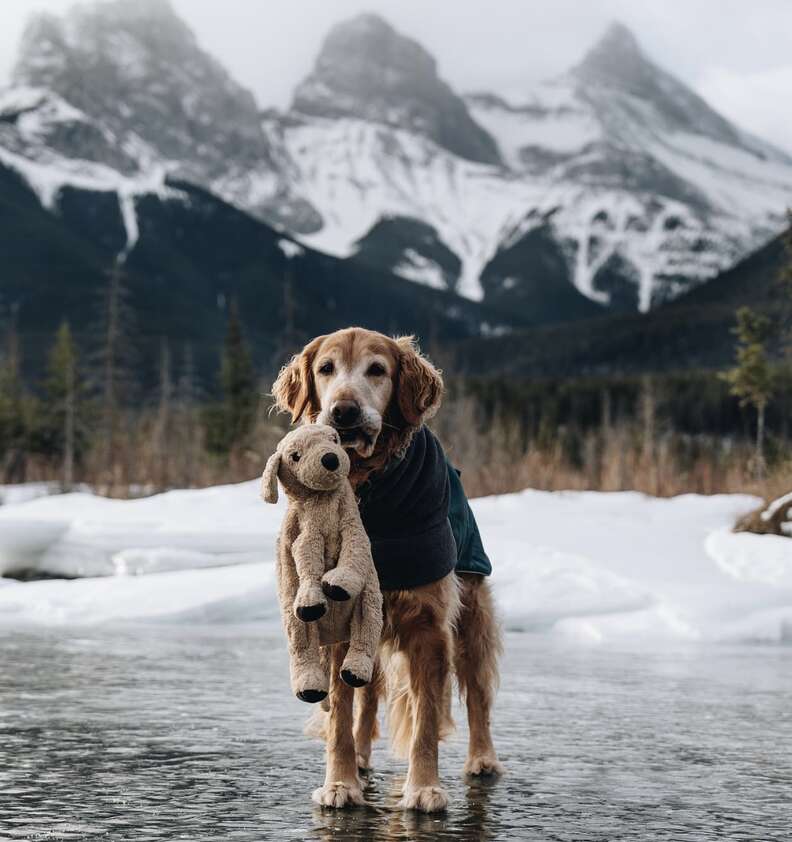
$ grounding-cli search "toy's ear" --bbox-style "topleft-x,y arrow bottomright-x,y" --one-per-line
271,336 -> 324,423
261,451 -> 281,504
395,335 -> 444,427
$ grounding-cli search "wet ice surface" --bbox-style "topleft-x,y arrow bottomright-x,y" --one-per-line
1,627 -> 791,841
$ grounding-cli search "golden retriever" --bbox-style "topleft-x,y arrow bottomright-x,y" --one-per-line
272,327 -> 503,813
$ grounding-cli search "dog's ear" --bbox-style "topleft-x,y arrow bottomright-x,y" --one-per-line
271,336 -> 324,423
261,451 -> 281,504
395,335 -> 444,427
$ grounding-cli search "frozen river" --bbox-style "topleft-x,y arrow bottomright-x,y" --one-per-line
1,627 -> 790,841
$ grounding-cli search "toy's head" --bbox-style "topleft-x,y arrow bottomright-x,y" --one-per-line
261,424 -> 351,504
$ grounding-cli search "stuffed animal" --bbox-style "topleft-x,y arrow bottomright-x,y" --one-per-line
261,424 -> 383,704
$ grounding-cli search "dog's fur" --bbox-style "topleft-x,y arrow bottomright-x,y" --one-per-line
273,327 -> 503,812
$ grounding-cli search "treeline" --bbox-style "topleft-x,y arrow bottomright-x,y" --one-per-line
436,368 -> 792,499
0,287 -> 286,495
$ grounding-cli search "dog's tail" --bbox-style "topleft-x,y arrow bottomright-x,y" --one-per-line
385,647 -> 455,760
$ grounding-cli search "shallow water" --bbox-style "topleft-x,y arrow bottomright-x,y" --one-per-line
1,626 -> 791,841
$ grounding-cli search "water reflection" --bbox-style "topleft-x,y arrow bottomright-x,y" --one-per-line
1,627 -> 791,840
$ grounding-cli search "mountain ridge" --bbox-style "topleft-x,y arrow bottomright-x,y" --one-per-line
2,2 -> 791,330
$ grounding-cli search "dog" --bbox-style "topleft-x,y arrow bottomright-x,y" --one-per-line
272,327 -> 503,813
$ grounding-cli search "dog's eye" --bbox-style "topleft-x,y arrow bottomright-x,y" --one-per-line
318,361 -> 334,376
291,452 -> 300,462
366,362 -> 386,377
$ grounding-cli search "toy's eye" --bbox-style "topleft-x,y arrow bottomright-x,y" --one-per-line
318,361 -> 334,375
291,452 -> 300,462
366,362 -> 386,377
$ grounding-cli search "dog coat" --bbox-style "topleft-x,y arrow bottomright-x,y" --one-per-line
357,425 -> 492,591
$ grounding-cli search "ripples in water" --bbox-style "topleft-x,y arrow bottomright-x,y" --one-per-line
1,626 -> 791,840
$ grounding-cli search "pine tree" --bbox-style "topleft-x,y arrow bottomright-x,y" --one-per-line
205,301 -> 257,454
722,307 -> 774,478
95,264 -> 138,481
152,338 -> 173,489
781,210 -> 792,354
40,321 -> 82,490
0,313 -> 31,483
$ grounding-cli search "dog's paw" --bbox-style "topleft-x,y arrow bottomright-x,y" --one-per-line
463,751 -> 505,777
312,781 -> 365,809
399,785 -> 448,813
356,751 -> 371,774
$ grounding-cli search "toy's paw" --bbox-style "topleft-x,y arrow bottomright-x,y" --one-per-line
340,651 -> 373,688
294,583 -> 326,622
322,581 -> 350,602
321,568 -> 362,602
312,781 -> 365,809
297,688 -> 328,704
341,669 -> 367,688
296,602 -> 326,622
463,751 -> 505,777
399,784 -> 448,813
293,663 -> 328,704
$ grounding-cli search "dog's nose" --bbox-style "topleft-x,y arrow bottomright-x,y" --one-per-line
321,452 -> 340,471
331,400 -> 361,427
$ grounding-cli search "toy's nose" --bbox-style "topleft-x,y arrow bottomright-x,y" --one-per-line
321,452 -> 340,471
331,400 -> 361,427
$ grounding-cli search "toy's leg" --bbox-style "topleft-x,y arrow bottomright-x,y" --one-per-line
353,659 -> 383,772
340,580 -> 383,688
312,642 -> 365,808
288,621 -> 328,704
278,548 -> 328,702
321,508 -> 369,602
292,529 -> 327,622
321,557 -> 366,603
454,573 -> 504,776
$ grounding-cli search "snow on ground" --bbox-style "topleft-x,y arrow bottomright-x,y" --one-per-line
0,481 -> 789,644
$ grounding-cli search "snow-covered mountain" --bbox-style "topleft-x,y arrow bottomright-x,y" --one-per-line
2,1 -> 792,316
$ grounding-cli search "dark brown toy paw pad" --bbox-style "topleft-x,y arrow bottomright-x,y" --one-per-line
341,669 -> 367,688
296,603 -> 326,622
297,688 -> 328,704
322,582 -> 351,602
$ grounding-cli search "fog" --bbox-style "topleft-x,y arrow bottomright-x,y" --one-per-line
1,0 -> 791,152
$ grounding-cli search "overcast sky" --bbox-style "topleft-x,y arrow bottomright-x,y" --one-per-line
2,0 -> 791,153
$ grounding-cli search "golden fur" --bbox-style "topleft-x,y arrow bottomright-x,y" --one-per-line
272,327 -> 503,813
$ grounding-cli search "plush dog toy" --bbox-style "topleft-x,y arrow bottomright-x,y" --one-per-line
261,424 -> 383,703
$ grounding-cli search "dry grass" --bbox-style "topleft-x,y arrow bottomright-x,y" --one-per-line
14,391 -> 792,505
434,393 -> 791,502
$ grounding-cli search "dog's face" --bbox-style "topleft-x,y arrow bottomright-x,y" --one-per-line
272,328 -> 443,460
261,424 -> 350,503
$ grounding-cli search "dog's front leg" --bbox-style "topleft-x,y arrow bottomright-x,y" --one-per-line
312,642 -> 365,809
396,587 -> 455,813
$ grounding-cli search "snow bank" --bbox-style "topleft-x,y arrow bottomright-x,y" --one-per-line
1,481 -> 789,645
0,482 -> 281,578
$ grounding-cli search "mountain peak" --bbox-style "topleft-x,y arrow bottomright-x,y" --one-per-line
595,22 -> 641,54
292,13 -> 500,165
13,0 -> 270,179
574,21 -> 652,86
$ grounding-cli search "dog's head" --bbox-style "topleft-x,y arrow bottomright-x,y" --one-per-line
271,328 -> 443,461
261,424 -> 350,504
